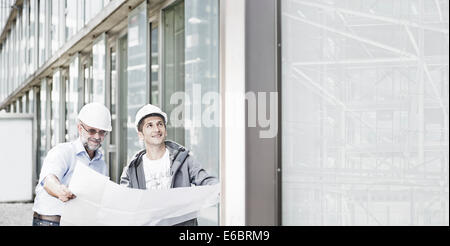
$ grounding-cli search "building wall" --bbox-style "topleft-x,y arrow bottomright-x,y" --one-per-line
0,0 -> 448,226
281,0 -> 449,225
0,0 -> 221,226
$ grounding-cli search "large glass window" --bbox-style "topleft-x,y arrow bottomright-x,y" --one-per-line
2,50 -> 4,99
67,55 -> 80,141
117,34 -> 128,177
77,0 -> 85,31
51,0 -> 60,55
38,0 -> 47,67
83,58 -> 93,104
0,52 -> 3,102
29,0 -> 37,74
109,46 -> 118,181
110,48 -> 117,145
160,0 -> 220,225
38,79 -> 48,175
18,10 -> 24,85
28,90 -> 34,114
11,101 -> 16,113
84,0 -> 103,25
93,34 -> 107,104
12,21 -> 17,90
51,70 -> 62,147
1,46 -> 4,100
127,2 -> 148,162
7,36 -> 11,92
18,97 -> 23,113
281,0 -> 449,225
150,24 -> 160,106
184,0 -> 220,225
163,1 -> 185,145
22,0 -> 29,79
22,95 -> 26,113
65,0 -> 78,40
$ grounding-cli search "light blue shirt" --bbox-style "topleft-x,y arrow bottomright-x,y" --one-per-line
32,138 -> 108,216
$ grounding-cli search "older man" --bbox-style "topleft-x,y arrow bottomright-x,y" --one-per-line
32,102 -> 112,226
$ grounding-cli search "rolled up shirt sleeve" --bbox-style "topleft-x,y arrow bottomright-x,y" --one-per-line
38,145 -> 70,186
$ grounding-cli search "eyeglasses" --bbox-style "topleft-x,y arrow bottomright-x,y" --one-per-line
80,124 -> 107,136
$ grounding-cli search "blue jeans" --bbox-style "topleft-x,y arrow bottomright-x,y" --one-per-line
32,217 -> 60,226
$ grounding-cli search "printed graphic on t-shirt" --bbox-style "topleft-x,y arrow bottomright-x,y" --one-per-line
143,149 -> 172,190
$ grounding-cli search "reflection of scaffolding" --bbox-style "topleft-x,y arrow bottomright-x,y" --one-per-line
283,0 -> 449,225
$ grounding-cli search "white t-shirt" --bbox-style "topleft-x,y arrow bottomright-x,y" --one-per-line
142,148 -> 172,190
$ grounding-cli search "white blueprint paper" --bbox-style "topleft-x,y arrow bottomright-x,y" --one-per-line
60,163 -> 220,226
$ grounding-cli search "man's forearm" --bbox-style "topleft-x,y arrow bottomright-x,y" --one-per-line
43,174 -> 75,202
43,174 -> 62,198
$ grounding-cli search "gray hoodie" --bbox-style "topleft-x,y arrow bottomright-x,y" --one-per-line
120,140 -> 218,226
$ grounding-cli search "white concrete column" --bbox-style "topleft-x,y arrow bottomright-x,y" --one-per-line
219,0 -> 246,226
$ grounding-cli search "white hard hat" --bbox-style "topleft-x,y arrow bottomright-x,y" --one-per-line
135,104 -> 168,132
77,103 -> 112,131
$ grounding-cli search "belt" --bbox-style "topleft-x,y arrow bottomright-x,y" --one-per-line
33,212 -> 61,223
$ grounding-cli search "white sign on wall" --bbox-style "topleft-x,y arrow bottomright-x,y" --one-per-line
0,114 -> 33,202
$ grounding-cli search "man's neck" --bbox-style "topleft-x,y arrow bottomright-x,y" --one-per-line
146,143 -> 166,160
86,149 -> 96,160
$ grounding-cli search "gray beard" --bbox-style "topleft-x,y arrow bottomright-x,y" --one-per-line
82,137 -> 101,152
84,142 -> 101,152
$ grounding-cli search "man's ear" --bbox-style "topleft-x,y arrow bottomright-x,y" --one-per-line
138,131 -> 144,141
77,123 -> 82,134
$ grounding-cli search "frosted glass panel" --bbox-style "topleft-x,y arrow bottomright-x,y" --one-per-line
282,0 -> 449,226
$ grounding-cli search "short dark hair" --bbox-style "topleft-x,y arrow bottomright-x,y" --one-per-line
137,113 -> 166,132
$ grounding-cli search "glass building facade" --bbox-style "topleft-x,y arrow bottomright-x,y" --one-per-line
0,0 -> 220,225
0,0 -> 447,226
282,0 -> 449,225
